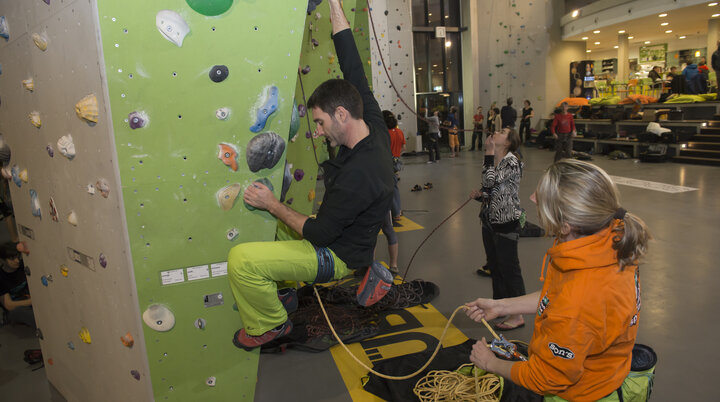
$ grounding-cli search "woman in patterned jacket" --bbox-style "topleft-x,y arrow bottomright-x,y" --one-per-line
469,127 -> 526,330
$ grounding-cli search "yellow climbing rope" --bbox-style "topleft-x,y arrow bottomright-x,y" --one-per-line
413,364 -> 502,402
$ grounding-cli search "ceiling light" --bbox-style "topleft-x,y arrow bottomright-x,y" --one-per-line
586,49 -> 592,53
418,67 -> 423,70
432,64 -> 438,67
679,35 -> 687,39
581,36 -> 589,40
593,30 -> 600,34
696,50 -> 702,57
614,45 -> 619,48
713,13 -> 720,17
445,40 -> 452,47
572,9 -> 580,18
644,41 -> 651,44
594,41 -> 600,45
665,30 -> 673,33
661,22 -> 669,26
659,13 -> 667,17
628,36 -> 634,39
709,2 -> 718,6
618,30 -> 626,33
428,13 -> 433,16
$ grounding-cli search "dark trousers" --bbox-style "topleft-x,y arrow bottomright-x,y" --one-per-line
554,132 -> 573,162
482,218 -> 526,300
519,119 -> 531,143
427,136 -> 440,162
470,130 -> 482,150
391,176 -> 401,218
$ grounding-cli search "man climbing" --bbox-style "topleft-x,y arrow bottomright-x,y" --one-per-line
229,0 -> 395,350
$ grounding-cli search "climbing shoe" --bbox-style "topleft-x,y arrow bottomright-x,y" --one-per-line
233,320 -> 293,351
277,287 -> 298,314
357,261 -> 393,307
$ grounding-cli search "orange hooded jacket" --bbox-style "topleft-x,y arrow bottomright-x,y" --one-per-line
510,222 -> 641,401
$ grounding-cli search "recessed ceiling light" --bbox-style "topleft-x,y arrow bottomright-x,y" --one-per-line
679,35 -> 687,39
709,2 -> 718,6
593,30 -> 601,34
659,13 -> 667,17
618,30 -> 626,33
594,41 -> 600,45
586,49 -> 592,53
661,22 -> 669,26
614,45 -> 619,48
572,9 -> 580,18
714,13 -> 720,17
665,30 -> 673,33
644,41 -> 651,44
445,41 -> 452,47
628,36 -> 634,39
432,64 -> 438,67
581,36 -> 589,40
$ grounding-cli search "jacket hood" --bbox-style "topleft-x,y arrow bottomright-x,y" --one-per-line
687,64 -> 698,69
547,222 -> 620,272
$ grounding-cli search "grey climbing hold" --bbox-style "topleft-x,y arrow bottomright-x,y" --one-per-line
289,102 -> 300,140
245,132 -> 285,172
209,65 -> 229,83
280,161 -> 292,203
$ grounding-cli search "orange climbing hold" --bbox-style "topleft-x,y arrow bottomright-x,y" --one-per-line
217,143 -> 238,171
121,332 -> 134,348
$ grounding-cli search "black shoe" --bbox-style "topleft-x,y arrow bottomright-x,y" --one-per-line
476,266 -> 491,277
277,288 -> 298,314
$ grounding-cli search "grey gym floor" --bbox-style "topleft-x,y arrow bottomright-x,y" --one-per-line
1,146 -> 718,401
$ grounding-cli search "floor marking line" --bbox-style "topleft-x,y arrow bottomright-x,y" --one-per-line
609,176 -> 697,193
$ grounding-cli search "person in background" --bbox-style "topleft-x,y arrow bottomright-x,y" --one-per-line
470,106 -> 484,151
698,57 -> 709,75
647,66 -> 663,91
470,128 -> 526,331
492,107 -> 502,136
383,110 -> 405,220
501,97 -> 517,129
487,101 -> 497,139
0,243 -> 34,328
712,40 -> 720,99
518,100 -> 534,144
466,159 -> 649,402
550,102 -> 576,162
425,108 -> 441,163
446,106 -> 460,157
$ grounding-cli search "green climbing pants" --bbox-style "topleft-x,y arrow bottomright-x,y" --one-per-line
543,366 -> 655,402
227,240 -> 351,336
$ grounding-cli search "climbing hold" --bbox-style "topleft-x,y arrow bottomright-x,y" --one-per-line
128,111 -> 147,129
43,0 -> 50,4
60,265 -> 69,277
293,169 -> 304,181
96,179 -> 110,198
0,16 -> 8,41
216,183 -> 241,211
298,104 -> 307,118
67,211 -> 78,226
215,107 -> 230,120
249,86 -> 279,133
99,253 -> 107,268
286,198 -> 293,205
57,134 -> 75,159
194,318 -> 206,330
209,65 -> 229,83
245,131 -> 285,172
226,228 -> 239,241
120,332 -> 134,347
36,328 -> 43,340
301,65 -> 311,74
22,78 -> 34,92
289,102 -> 300,140
232,303 -> 238,311
142,304 -> 176,332
75,94 -> 98,123
280,161 -> 292,203
308,189 -> 315,201
328,54 -> 335,64
206,377 -> 217,387
244,178 -> 274,211
290,133 -> 298,143
131,370 -> 141,381
41,275 -> 49,286
307,0 -> 322,13
156,10 -> 190,47
185,0 -> 232,16
305,130 -> 312,139
49,197 -> 58,222
311,38 -> 319,47
29,111 -> 41,128
67,342 -> 75,350
16,241 -> 29,255
315,12 -> 322,20
31,33 -> 47,51
11,165 -> 21,187
19,169 -> 28,183
87,184 -> 95,195
217,143 -> 239,171
46,144 -> 54,157
79,327 -> 92,344
30,189 -> 41,217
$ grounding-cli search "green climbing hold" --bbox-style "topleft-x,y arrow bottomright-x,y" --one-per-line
504,50 -> 509,54
499,22 -> 503,26
185,0 -> 233,16
495,64 -> 504,68
489,73 -> 493,76
516,12 -> 520,16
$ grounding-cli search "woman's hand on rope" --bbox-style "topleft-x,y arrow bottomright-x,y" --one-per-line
464,298 -> 502,323
469,189 -> 482,200
470,338 -> 497,371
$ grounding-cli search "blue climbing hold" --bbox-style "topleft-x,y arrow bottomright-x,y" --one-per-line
0,16 -> 9,41
41,275 -> 49,286
249,86 -> 278,133
11,166 -> 21,188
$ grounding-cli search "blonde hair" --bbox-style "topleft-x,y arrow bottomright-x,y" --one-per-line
536,159 -> 650,268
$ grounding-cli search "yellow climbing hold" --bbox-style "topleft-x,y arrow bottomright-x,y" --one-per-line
22,78 -> 34,92
60,265 -> 69,277
19,169 -> 28,183
31,33 -> 47,51
29,111 -> 41,128
75,94 -> 99,123
79,327 -> 92,344
308,189 -> 316,201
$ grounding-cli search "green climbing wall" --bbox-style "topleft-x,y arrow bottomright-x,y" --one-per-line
96,1 -> 307,400
281,0 -> 372,221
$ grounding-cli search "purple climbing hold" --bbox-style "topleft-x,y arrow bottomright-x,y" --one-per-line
298,104 -> 307,117
99,253 -> 107,268
43,0 -> 50,4
128,111 -> 146,129
293,169 -> 305,181
301,65 -> 311,75
46,145 -> 54,157
305,130 -> 312,139
311,38 -> 319,47
131,370 -> 141,381
286,198 -> 293,205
